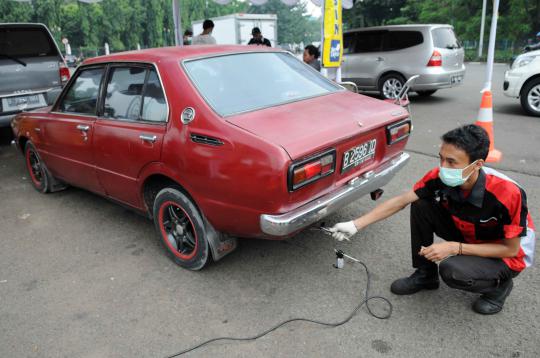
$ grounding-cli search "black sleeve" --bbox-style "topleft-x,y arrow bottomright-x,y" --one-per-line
264,39 -> 271,47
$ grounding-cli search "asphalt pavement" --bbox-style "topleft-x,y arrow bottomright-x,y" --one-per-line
0,63 -> 539,358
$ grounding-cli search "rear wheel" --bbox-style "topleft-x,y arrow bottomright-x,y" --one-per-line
416,90 -> 437,97
520,78 -> 540,117
153,187 -> 210,270
378,73 -> 405,99
25,142 -> 51,193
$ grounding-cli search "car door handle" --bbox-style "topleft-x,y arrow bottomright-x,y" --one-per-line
34,127 -> 41,132
376,57 -> 384,62
139,134 -> 157,143
76,125 -> 90,132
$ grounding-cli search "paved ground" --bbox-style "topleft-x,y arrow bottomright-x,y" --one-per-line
0,63 -> 539,358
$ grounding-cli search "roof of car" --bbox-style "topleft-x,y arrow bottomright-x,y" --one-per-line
344,24 -> 453,33
83,45 -> 282,66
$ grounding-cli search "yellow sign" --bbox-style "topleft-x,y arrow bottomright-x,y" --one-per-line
322,0 -> 343,68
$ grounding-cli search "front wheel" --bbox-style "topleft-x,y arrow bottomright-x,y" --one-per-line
25,142 -> 51,193
378,74 -> 405,99
520,78 -> 540,117
153,187 -> 210,270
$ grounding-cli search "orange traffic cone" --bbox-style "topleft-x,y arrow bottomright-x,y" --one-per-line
475,90 -> 502,163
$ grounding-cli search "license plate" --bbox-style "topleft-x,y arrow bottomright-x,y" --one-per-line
342,139 -> 377,173
2,94 -> 46,112
451,75 -> 463,84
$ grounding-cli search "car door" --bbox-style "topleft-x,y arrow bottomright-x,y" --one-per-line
42,66 -> 105,193
342,30 -> 387,89
93,64 -> 168,208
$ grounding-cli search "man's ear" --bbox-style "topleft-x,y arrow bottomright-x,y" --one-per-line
476,159 -> 485,169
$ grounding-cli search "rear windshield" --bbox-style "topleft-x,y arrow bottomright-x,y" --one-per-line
183,52 -> 341,116
431,27 -> 461,49
0,27 -> 59,57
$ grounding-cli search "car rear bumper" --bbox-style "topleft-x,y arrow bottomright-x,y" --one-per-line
260,152 -> 410,236
412,67 -> 466,90
0,113 -> 15,127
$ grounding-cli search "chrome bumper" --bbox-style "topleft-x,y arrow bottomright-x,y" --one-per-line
260,152 -> 410,236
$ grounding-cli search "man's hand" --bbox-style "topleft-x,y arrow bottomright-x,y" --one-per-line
419,242 -> 459,262
328,221 -> 358,241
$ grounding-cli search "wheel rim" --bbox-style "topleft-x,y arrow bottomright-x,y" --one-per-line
382,78 -> 403,99
158,201 -> 198,260
26,148 -> 43,187
527,84 -> 540,112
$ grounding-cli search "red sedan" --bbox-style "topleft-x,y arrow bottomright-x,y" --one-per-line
11,46 -> 411,270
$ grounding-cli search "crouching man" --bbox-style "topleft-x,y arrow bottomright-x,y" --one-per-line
329,125 -> 535,314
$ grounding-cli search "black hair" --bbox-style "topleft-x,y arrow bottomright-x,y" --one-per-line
304,44 -> 320,59
441,124 -> 490,162
252,27 -> 261,35
184,29 -> 193,36
203,20 -> 214,30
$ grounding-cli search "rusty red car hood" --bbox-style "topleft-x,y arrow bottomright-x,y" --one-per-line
226,91 -> 408,160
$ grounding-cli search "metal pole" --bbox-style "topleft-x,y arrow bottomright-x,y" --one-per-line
483,0 -> 499,91
478,0 -> 487,59
172,0 -> 183,46
320,0 -> 327,77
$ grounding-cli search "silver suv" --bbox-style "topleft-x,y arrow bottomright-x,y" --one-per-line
0,23 -> 69,128
342,24 -> 466,99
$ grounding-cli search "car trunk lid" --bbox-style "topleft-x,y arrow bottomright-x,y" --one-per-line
226,91 -> 409,178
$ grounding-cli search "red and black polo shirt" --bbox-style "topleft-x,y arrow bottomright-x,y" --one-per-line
414,167 -> 536,272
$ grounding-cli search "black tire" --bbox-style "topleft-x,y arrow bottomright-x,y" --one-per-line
153,187 -> 210,270
24,142 -> 52,193
416,90 -> 437,97
520,78 -> 540,117
378,73 -> 405,99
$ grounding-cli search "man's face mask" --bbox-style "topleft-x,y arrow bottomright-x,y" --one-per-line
439,160 -> 478,187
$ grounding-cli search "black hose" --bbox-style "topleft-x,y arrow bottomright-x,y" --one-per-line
165,256 -> 392,357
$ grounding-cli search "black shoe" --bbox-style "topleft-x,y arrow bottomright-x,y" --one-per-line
390,268 -> 439,295
472,279 -> 514,315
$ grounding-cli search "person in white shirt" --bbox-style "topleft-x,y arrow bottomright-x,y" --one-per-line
192,19 -> 216,45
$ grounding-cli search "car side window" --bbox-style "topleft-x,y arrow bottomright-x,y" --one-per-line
104,66 -> 146,120
58,67 -> 104,115
383,31 -> 424,51
343,33 -> 355,54
353,31 -> 385,53
141,69 -> 167,122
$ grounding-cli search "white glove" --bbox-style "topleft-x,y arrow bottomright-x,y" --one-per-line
328,221 -> 358,241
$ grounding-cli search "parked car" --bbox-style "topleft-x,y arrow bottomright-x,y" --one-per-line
341,24 -> 466,99
503,49 -> 540,116
0,23 -> 70,129
11,46 -> 411,270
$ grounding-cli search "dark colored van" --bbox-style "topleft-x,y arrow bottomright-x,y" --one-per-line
0,23 -> 70,128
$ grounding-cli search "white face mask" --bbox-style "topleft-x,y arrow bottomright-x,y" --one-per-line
438,160 -> 478,187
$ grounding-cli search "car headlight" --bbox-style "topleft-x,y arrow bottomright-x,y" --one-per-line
512,55 -> 537,69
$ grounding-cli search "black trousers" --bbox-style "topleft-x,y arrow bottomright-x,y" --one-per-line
410,199 -> 519,294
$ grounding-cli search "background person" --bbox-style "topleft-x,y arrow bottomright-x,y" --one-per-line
192,20 -> 216,45
303,44 -> 321,71
247,27 -> 271,47
329,125 -> 535,315
525,32 -> 540,52
183,29 -> 193,45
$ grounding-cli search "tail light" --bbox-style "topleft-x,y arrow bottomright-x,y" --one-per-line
386,119 -> 412,145
288,149 -> 336,191
59,62 -> 70,85
427,50 -> 442,66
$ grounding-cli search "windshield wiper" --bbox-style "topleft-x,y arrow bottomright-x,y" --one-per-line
0,53 -> 27,66
445,44 -> 458,50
